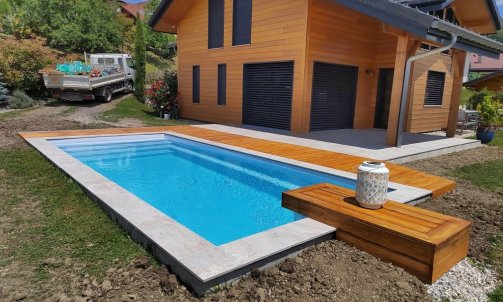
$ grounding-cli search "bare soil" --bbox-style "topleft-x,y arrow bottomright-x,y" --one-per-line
0,104 -> 500,301
406,148 -> 503,264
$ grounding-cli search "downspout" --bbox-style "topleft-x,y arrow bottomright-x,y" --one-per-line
395,32 -> 458,147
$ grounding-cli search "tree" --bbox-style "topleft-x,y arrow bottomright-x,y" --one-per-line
1,0 -> 125,53
134,15 -> 147,102
143,0 -> 177,58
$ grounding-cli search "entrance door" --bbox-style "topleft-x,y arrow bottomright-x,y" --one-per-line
242,61 -> 294,130
374,68 -> 394,129
310,62 -> 359,131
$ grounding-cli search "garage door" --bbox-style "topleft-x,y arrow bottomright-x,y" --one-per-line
243,61 -> 294,130
310,62 -> 358,131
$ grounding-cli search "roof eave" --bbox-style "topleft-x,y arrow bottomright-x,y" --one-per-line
148,0 -> 174,29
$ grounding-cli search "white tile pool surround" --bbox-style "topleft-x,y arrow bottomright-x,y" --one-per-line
24,131 -> 432,295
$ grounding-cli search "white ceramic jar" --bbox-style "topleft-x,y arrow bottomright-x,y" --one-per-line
355,161 -> 390,209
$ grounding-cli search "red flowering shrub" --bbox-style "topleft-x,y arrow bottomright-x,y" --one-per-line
145,70 -> 178,115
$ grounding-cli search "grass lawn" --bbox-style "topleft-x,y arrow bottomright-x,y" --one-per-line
0,107 -> 37,120
146,51 -> 175,84
100,96 -> 188,126
0,148 -> 148,281
488,130 -> 503,148
453,160 -> 503,194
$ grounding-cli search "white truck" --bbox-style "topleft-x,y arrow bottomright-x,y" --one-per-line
42,53 -> 136,102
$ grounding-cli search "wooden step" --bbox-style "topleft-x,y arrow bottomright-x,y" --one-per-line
282,183 -> 471,283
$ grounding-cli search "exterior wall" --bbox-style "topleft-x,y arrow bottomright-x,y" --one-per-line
175,0 -> 458,134
407,52 -> 455,133
302,0 -> 397,132
177,0 -> 309,132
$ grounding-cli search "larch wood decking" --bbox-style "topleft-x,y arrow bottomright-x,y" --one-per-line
19,125 -> 456,198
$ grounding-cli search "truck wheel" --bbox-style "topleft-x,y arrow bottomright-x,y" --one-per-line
126,81 -> 134,93
102,87 -> 113,103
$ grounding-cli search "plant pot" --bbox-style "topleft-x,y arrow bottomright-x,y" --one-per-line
476,126 -> 495,144
355,161 -> 389,209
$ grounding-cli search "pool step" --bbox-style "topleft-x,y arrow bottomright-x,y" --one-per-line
282,183 -> 471,284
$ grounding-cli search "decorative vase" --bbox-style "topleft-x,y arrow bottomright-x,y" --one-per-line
355,161 -> 389,209
476,126 -> 495,144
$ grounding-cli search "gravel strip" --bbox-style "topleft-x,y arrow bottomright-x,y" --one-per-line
427,258 -> 499,302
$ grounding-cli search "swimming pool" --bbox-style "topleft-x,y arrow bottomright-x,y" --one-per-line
52,134 -> 361,245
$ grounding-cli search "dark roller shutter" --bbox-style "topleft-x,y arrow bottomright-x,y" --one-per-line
243,61 -> 294,130
424,71 -> 445,106
310,62 -> 358,131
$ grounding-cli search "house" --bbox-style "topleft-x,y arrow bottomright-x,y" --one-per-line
464,54 -> 503,91
470,53 -> 503,76
464,70 -> 503,92
149,0 -> 503,146
119,1 -> 148,20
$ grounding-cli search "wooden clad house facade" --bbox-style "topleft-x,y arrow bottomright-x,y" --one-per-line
150,0 -> 503,146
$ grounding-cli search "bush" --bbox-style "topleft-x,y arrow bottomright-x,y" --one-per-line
8,90 -> 34,109
0,36 -> 57,96
468,89 -> 491,110
146,71 -> 178,114
0,72 -> 9,106
478,96 -> 501,127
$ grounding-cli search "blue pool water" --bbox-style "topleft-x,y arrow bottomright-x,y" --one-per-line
52,134 -> 359,245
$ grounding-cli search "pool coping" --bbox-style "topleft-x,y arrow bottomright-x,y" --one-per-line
23,131 -> 431,294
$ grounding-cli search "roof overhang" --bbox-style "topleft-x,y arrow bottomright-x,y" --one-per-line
464,70 -> 503,87
331,0 -> 503,59
149,0 -> 195,34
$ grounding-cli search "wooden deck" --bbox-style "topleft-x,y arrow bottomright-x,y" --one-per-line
19,125 -> 456,198
282,184 -> 471,283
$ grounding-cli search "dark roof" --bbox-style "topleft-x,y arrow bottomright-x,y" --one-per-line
330,0 -> 503,58
148,0 -> 173,29
464,70 -> 503,87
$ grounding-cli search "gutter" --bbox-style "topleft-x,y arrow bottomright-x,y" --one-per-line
395,31 -> 458,147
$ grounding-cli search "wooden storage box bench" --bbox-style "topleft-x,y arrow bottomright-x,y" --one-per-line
282,183 -> 471,283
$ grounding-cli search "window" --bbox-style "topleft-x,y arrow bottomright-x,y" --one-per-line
126,58 -> 135,69
208,0 -> 224,49
97,58 -> 116,65
419,43 -> 450,55
424,71 -> 445,106
193,66 -> 200,103
232,0 -> 252,46
218,64 -> 226,106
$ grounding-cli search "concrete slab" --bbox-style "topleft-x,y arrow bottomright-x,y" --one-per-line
196,125 -> 481,163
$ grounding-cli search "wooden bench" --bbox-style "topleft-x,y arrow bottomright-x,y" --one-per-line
282,183 -> 471,283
